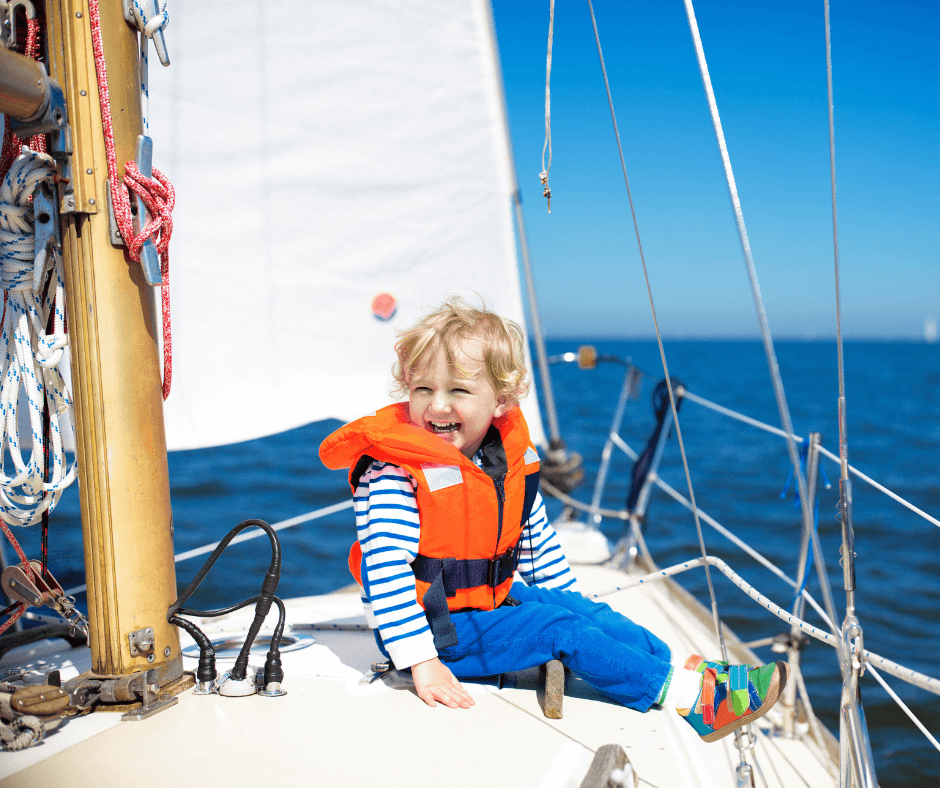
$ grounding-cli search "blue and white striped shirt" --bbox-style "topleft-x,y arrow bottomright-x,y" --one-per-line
354,454 -> 578,670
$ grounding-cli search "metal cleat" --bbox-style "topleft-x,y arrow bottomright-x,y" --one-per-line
359,661 -> 392,685
32,180 -> 60,292
131,135 -> 163,286
122,0 -> 170,66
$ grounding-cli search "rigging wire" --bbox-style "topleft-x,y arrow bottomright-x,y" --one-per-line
823,6 -> 877,779
866,665 -> 940,754
480,0 -> 564,448
61,499 -> 354,597
825,0 -> 848,480
679,0 -> 845,648
584,0 -> 729,663
542,386 -> 940,749
540,0 -> 554,212
581,2 -> 761,770
590,555 -> 940,696
680,389 -> 940,529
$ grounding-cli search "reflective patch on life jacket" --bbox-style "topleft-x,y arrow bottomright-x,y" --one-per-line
524,447 -> 539,465
421,463 -> 463,492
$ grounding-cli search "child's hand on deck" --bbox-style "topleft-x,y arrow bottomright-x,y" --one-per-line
411,657 -> 475,709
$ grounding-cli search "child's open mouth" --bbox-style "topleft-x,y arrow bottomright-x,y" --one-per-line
429,422 -> 460,434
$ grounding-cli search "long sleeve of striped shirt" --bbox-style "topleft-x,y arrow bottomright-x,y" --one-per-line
354,457 -> 578,670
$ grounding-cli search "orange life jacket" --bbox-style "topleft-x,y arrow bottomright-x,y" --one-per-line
319,403 -> 541,618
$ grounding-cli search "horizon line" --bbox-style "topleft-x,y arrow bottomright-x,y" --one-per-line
542,335 -> 939,343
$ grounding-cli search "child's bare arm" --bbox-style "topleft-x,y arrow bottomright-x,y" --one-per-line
411,657 -> 475,709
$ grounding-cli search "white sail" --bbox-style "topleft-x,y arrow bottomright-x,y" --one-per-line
148,0 -> 544,451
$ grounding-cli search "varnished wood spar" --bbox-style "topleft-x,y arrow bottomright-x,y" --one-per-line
43,0 -> 179,679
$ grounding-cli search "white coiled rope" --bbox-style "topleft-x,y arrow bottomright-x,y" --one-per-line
0,149 -> 76,527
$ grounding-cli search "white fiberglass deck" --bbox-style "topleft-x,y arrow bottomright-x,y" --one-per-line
0,558 -> 837,788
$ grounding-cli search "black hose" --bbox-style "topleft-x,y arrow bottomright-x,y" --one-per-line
263,597 -> 287,687
179,596 -> 261,619
170,615 -> 216,685
179,593 -> 288,684
168,519 -> 283,684
168,519 -> 281,620
232,558 -> 280,679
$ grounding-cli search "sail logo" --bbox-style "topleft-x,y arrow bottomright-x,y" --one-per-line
372,293 -> 398,321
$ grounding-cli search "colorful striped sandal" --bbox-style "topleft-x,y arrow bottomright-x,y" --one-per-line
677,655 -> 789,743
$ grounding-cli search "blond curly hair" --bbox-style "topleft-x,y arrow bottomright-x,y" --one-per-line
392,296 -> 529,406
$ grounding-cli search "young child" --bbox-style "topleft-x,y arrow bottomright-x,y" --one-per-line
319,297 -> 787,742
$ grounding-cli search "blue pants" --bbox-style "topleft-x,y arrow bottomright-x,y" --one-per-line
379,582 -> 673,712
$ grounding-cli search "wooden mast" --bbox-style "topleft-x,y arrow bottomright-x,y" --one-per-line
42,0 -> 180,683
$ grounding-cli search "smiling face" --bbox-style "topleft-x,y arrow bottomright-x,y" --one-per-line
407,339 -> 508,459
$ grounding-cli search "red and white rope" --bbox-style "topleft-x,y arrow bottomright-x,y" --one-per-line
0,601 -> 26,636
0,17 -> 47,176
0,509 -> 34,638
87,0 -> 173,399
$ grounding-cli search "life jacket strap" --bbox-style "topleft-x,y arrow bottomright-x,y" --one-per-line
421,563 -> 459,650
412,544 -> 521,598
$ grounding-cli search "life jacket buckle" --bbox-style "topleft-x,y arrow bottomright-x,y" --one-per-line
486,557 -> 502,587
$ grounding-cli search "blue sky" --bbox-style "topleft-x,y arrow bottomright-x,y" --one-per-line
491,1 -> 937,339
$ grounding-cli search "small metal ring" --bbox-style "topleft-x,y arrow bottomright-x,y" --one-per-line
733,728 -> 757,751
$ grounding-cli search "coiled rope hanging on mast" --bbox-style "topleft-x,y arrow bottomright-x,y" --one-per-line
0,149 -> 76,529
0,5 -> 78,643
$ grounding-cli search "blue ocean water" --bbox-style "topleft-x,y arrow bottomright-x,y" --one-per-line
8,340 -> 939,785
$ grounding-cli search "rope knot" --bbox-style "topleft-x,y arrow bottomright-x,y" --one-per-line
36,333 -> 68,368
131,0 -> 170,39
120,162 -> 175,266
